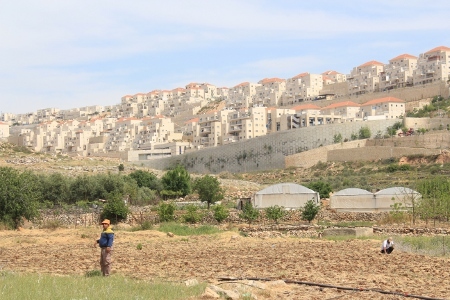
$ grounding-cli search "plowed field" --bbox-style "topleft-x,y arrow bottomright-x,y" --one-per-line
1,228 -> 449,300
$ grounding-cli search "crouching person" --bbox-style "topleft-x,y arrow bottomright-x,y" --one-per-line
380,237 -> 394,254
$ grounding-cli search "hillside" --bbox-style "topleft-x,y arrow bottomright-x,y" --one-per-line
2,140 -> 450,195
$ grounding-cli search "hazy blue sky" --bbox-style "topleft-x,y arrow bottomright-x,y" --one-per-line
1,0 -> 450,114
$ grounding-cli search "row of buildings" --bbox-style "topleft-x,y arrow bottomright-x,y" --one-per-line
0,46 -> 449,159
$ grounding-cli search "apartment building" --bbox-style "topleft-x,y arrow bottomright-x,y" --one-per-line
132,115 -> 182,150
285,104 -> 321,130
282,72 -> 324,106
359,97 -> 405,120
379,54 -> 417,92
104,117 -> 141,152
347,61 -> 384,96
413,46 -> 450,85
254,78 -> 286,106
228,82 -> 261,108
224,106 -> 267,143
193,110 -> 228,148
0,122 -> 9,140
266,107 -> 296,132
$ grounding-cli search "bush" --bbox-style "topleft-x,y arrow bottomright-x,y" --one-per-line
182,204 -> 202,224
264,205 -> 285,224
301,199 -> 320,223
101,192 -> 129,224
157,201 -> 176,222
213,204 -> 229,223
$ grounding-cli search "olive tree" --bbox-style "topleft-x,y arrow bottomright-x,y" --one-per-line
194,175 -> 224,209
0,167 -> 41,228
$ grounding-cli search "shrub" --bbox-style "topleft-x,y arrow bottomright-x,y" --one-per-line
264,205 -> 285,224
157,201 -> 176,222
182,204 -> 202,224
300,199 -> 320,223
101,192 -> 129,224
213,204 -> 229,223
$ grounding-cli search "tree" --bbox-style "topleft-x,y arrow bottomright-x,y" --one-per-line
264,205 -> 285,224
213,204 -> 229,223
239,202 -> 260,226
101,192 -> 129,224
39,172 -> 71,205
306,181 -> 332,199
161,165 -> 191,198
118,164 -> 125,172
301,199 -> 320,223
0,167 -> 41,228
194,175 -> 224,209
128,170 -> 162,191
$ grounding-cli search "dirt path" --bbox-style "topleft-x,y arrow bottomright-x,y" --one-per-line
1,228 -> 449,299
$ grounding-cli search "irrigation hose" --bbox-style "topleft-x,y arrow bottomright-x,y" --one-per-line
217,277 -> 447,300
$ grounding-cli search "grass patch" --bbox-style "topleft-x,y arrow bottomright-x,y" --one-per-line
0,271 -> 206,300
129,220 -> 153,232
397,236 -> 450,257
158,222 -> 220,236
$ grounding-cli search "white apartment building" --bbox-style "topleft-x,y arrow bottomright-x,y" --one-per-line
228,82 -> 261,108
347,61 -> 384,96
322,70 -> 347,84
104,117 -> 141,152
285,104 -> 321,130
413,46 -> 450,85
282,72 -> 324,105
132,115 -> 182,150
359,97 -> 405,120
320,101 -> 362,123
266,107 -> 296,132
193,110 -> 228,148
0,122 -> 9,140
224,106 -> 267,144
379,54 -> 417,91
254,78 -> 286,106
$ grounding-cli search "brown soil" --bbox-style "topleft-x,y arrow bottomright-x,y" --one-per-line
1,228 -> 449,300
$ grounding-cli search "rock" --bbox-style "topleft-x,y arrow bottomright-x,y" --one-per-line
201,287 -> 220,298
167,232 -> 174,237
184,278 -> 199,286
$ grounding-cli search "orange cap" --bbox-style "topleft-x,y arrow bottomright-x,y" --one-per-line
101,219 -> 110,225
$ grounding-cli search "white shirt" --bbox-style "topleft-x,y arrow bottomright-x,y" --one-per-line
381,239 -> 394,250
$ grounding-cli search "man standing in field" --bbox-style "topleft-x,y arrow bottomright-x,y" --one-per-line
95,219 -> 114,276
380,237 -> 394,254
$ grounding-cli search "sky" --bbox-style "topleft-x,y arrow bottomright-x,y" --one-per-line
1,0 -> 450,114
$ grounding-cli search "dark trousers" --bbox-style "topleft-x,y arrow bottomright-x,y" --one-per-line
381,246 -> 394,254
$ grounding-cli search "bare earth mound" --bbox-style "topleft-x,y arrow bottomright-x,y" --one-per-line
1,228 -> 449,299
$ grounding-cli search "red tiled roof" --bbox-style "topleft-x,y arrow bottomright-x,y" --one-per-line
322,70 -> 340,75
292,72 -> 309,79
358,60 -> 384,67
362,97 -> 405,106
185,118 -> 199,124
291,104 -> 321,111
234,82 -> 250,87
259,77 -> 285,84
425,46 -> 450,54
389,54 -> 417,61
321,101 -> 360,110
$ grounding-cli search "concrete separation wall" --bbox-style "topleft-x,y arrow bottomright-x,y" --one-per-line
138,119 -> 398,174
